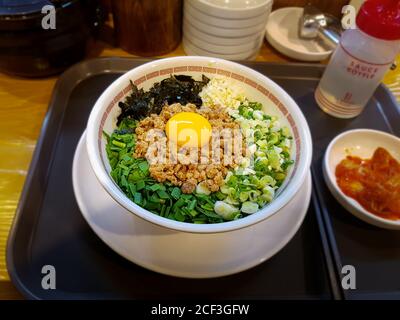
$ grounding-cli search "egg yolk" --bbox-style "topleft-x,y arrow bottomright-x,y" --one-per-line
165,112 -> 212,148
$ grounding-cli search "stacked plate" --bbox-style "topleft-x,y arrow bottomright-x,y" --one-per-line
183,0 -> 273,60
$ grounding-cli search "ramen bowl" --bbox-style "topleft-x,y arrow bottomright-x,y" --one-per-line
86,56 -> 312,234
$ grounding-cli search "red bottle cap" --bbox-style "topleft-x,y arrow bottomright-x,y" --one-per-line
356,0 -> 400,40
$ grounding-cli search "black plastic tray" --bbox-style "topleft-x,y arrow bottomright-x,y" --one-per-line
7,57 -> 397,300
268,66 -> 400,300
307,93 -> 400,299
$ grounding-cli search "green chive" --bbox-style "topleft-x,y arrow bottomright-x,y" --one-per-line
171,187 -> 181,200
112,140 -> 126,148
160,205 -> 166,217
133,192 -> 142,205
136,180 -> 145,191
149,194 -> 160,203
187,199 -> 197,211
149,184 -> 162,191
120,175 -> 128,187
174,198 -> 185,208
174,210 -> 185,222
128,183 -> 136,195
157,190 -> 170,199
138,161 -> 149,172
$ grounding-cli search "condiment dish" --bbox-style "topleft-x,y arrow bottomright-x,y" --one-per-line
323,129 -> 400,230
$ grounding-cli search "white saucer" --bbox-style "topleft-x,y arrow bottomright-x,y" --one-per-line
323,129 -> 400,230
72,132 -> 312,278
265,7 -> 333,62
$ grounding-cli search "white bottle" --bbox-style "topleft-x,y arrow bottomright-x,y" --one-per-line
315,0 -> 400,118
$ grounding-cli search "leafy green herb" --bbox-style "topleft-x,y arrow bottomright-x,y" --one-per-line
105,118 -> 227,224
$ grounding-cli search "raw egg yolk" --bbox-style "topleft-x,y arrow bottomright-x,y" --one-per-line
165,112 -> 212,148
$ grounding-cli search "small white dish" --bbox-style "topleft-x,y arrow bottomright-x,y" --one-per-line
184,0 -> 271,29
183,19 -> 264,46
323,129 -> 400,230
73,132 -> 312,278
188,0 -> 272,19
265,7 -> 333,62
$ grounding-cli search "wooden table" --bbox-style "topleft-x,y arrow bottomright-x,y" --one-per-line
0,41 -> 398,299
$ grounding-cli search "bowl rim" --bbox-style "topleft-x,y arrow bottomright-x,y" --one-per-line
323,128 -> 400,228
86,56 -> 313,233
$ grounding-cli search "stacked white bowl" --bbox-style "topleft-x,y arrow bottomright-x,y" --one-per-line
183,0 -> 273,60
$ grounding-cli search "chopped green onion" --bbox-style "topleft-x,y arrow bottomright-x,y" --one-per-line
136,180 -> 145,191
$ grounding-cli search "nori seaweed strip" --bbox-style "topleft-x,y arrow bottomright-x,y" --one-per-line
116,75 -> 210,125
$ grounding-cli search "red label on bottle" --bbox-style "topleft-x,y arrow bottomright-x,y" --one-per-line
346,61 -> 379,79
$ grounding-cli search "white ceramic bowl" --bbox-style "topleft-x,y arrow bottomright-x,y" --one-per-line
188,0 -> 272,19
184,0 -> 271,29
183,36 -> 259,60
183,19 -> 264,46
183,39 -> 260,61
86,56 -> 312,234
323,129 -> 400,230
184,26 -> 263,53
184,10 -> 266,38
